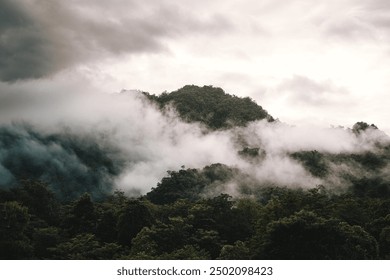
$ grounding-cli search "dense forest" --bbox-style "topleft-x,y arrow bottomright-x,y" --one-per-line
1,85 -> 390,259
143,85 -> 274,129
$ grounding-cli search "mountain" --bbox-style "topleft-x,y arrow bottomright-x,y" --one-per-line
144,85 -> 274,129
1,85 -> 390,260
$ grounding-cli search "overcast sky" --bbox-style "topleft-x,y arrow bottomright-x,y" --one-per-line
1,0 -> 390,132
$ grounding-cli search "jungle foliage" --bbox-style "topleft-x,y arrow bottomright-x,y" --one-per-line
1,86 -> 390,260
1,175 -> 389,260
144,85 -> 274,129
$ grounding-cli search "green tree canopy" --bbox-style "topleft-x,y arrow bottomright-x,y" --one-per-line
144,85 -> 274,129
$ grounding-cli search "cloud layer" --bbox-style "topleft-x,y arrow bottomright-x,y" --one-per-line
0,0 -> 231,81
0,87 -> 388,199
1,0 -> 389,133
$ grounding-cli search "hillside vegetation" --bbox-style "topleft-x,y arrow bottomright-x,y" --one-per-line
144,85 -> 274,129
1,85 -> 390,260
1,178 -> 389,259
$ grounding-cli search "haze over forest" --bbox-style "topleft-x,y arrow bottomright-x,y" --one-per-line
1,84 -> 389,201
1,0 -> 390,260
1,85 -> 390,260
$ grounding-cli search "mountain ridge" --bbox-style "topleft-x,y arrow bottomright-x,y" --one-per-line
143,85 -> 275,130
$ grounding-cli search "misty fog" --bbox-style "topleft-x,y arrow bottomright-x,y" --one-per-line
0,87 -> 388,199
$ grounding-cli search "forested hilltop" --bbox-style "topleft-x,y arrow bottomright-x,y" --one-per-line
143,85 -> 274,129
1,85 -> 390,259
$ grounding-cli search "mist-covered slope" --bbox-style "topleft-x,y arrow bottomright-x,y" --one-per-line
0,123 -> 124,200
0,85 -> 390,201
2,85 -> 390,260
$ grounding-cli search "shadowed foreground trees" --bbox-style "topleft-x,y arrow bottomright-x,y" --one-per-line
0,177 -> 389,260
0,201 -> 32,259
251,211 -> 378,259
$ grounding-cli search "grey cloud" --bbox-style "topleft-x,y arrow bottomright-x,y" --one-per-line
317,0 -> 390,42
365,0 -> 390,10
0,0 -> 55,80
0,0 -> 232,82
277,75 -> 349,106
321,18 -> 374,41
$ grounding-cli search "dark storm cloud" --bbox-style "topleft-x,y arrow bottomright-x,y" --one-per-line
0,0 -> 232,82
0,0 -> 54,81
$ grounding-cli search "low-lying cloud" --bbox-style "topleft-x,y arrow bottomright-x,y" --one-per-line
0,85 -> 388,200
0,89 -> 244,198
